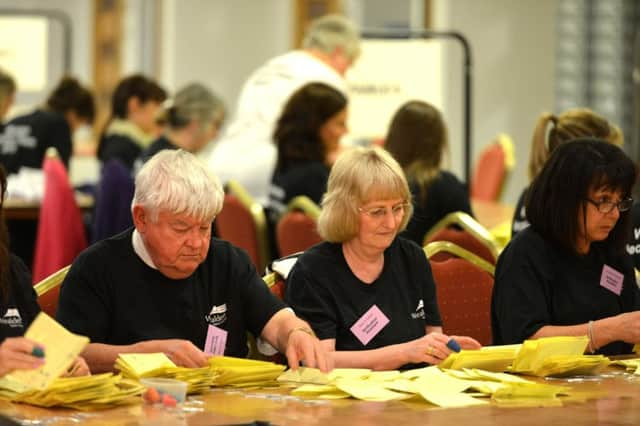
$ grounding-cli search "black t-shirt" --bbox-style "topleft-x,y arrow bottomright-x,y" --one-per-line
268,160 -> 329,223
0,109 -> 72,174
285,238 -> 442,353
98,133 -> 142,171
511,187 -> 529,238
401,171 -> 473,245
0,255 -> 39,342
56,228 -> 286,357
137,136 -> 176,165
625,202 -> 640,269
491,226 -> 639,355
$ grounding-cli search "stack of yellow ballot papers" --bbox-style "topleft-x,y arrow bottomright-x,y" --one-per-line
8,373 -> 144,410
115,353 -> 214,394
610,358 -> 640,375
439,344 -> 521,372
208,356 -> 286,387
279,365 -> 578,407
0,312 -> 89,393
510,336 -> 609,377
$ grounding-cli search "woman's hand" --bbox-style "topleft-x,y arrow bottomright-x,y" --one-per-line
0,337 -> 45,377
62,356 -> 91,377
611,311 -> 640,344
401,332 -> 482,365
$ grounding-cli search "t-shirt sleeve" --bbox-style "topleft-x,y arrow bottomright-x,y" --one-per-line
56,251 -> 111,342
412,245 -> 442,327
491,234 -> 551,344
10,255 -> 40,328
230,247 -> 286,337
284,255 -> 339,340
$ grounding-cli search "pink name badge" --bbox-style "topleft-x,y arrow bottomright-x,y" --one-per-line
350,305 -> 390,346
204,325 -> 228,355
600,264 -> 624,296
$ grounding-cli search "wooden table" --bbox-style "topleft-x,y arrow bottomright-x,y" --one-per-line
1,371 -> 639,425
3,193 -> 94,220
471,198 -> 515,230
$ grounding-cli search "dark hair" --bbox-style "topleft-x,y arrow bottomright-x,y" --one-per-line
0,165 -> 9,301
45,76 -> 96,123
385,100 -> 447,203
273,82 -> 346,172
110,74 -> 167,119
526,138 -> 636,255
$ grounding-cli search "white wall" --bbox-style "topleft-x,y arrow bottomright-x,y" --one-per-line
160,0 -> 292,117
435,0 -> 557,204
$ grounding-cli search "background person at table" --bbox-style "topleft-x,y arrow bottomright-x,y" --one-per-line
57,149 -> 331,374
135,82 -> 225,171
511,108 -> 622,237
285,147 -> 481,370
267,82 -> 347,235
97,74 -> 167,171
384,101 -> 473,245
0,68 -> 15,129
0,76 -> 95,174
0,164 -> 89,377
209,14 -> 360,205
492,139 -> 640,355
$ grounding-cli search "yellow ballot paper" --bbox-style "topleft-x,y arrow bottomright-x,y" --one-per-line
1,312 -> 89,391
511,336 -> 590,376
115,353 -> 177,378
439,344 -> 521,372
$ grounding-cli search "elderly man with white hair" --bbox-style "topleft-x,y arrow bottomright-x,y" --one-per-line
57,149 -> 330,373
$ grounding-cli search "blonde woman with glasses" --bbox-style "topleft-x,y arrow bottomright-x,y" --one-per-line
285,147 -> 480,370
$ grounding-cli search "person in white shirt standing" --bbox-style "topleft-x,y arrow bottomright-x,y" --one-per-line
209,14 -> 360,205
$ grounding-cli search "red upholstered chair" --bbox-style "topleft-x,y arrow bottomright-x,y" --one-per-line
33,148 -> 87,296
424,211 -> 499,265
276,196 -> 322,257
424,242 -> 494,346
470,134 -> 515,202
34,265 -> 71,318
216,180 -> 271,273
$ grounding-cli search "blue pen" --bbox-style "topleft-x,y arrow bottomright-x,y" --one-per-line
446,338 -> 461,353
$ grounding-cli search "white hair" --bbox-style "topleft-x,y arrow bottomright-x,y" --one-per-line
132,149 -> 223,222
302,14 -> 361,62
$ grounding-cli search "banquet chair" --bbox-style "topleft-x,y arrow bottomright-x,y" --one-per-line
424,211 -> 499,264
470,134 -> 515,202
276,196 -> 322,257
34,264 -> 71,318
424,242 -> 494,346
216,180 -> 271,273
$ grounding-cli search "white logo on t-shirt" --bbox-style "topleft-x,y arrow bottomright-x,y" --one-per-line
411,299 -> 425,319
0,308 -> 23,328
205,304 -> 227,326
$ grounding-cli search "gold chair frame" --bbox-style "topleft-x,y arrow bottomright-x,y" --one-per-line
423,211 -> 500,261
423,241 -> 495,276
286,195 -> 321,220
34,264 -> 71,297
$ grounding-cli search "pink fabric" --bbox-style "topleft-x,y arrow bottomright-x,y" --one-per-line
33,155 -> 87,286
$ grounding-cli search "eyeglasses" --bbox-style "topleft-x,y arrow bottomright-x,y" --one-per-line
585,197 -> 633,214
358,202 -> 408,220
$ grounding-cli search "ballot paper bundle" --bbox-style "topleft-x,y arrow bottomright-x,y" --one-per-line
610,358 -> 640,375
510,336 -> 610,377
438,344 -> 521,372
115,353 -> 214,394
208,356 -> 287,387
278,365 -> 571,408
7,373 -> 144,411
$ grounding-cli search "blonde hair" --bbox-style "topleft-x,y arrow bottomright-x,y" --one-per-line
528,108 -> 623,181
133,149 -> 223,223
302,14 -> 361,62
318,146 -> 413,242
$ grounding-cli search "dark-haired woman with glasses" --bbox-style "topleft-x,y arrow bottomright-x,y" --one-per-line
492,138 -> 640,355
285,147 -> 480,370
